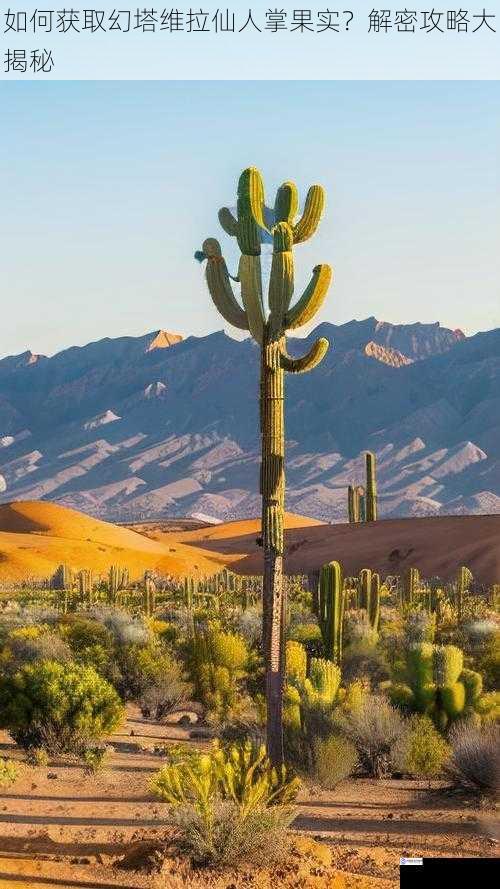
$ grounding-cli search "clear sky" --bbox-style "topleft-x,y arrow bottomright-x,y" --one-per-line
0,80 -> 498,358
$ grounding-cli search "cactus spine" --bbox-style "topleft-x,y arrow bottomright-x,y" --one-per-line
197,167 -> 332,766
317,561 -> 344,665
365,451 -> 377,522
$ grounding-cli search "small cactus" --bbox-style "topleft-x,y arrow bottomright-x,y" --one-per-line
317,561 -> 344,664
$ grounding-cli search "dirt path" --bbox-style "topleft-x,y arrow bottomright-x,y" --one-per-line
0,708 -> 497,888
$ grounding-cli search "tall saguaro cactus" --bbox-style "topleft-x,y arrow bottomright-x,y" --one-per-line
196,167 -> 333,765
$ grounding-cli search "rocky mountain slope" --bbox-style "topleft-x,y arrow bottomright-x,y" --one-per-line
0,319 -> 498,523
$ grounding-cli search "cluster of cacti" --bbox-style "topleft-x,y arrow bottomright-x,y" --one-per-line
51,563 -> 73,591
77,568 -> 93,599
316,561 -> 344,664
388,641 -> 495,730
402,567 -> 420,606
347,452 -> 377,523
108,564 -> 129,602
197,166 -> 332,766
285,640 -> 342,725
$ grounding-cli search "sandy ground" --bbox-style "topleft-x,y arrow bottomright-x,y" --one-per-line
0,502 -> 321,582
0,706 -> 496,889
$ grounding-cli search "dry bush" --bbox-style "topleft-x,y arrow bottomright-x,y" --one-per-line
446,723 -> 500,798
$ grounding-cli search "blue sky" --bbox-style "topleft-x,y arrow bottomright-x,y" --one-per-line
0,80 -> 498,358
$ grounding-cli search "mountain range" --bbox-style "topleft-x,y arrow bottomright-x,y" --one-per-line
0,317 -> 499,523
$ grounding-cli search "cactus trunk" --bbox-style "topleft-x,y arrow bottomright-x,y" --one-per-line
261,329 -> 286,769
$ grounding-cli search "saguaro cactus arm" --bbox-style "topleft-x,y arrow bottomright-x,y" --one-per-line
292,185 -> 325,244
274,181 -> 299,225
285,264 -> 332,329
280,337 -> 329,374
238,255 -> 265,343
200,238 -> 249,331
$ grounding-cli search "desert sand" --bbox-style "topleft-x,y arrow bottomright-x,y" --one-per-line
0,501 -> 499,584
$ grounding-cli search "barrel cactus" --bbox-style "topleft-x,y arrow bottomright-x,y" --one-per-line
196,168 -> 333,765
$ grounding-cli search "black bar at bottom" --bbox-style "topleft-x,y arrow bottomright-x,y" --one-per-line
400,857 -> 498,886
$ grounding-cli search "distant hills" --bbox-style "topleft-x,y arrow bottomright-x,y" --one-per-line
0,318 -> 499,523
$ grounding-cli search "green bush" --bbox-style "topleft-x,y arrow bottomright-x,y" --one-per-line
312,735 -> 358,788
0,757 -> 19,787
0,659 -> 124,754
394,715 -> 450,778
82,743 -> 110,774
149,741 -> 299,866
186,625 -> 249,721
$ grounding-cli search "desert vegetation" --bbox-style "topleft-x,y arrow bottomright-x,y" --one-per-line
0,167 -> 497,886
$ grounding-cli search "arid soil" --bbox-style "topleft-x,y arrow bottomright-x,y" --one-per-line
0,706 -> 496,889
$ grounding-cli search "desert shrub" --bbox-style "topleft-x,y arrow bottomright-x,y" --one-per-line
460,619 -> 498,652
478,647 -> 500,692
339,696 -> 406,778
0,757 -> 19,787
446,723 -> 500,798
288,622 -> 323,655
58,616 -> 113,652
0,660 -> 124,754
312,735 -> 358,789
393,715 -> 450,778
186,626 -> 249,721
344,610 -> 378,647
82,743 -> 110,774
139,659 -> 191,720
26,747 -> 49,767
115,643 -> 174,701
150,740 -> 298,866
171,799 -> 293,867
3,631 -> 72,672
404,610 -> 436,645
233,608 -> 262,648
90,607 -> 150,647
342,640 -> 390,688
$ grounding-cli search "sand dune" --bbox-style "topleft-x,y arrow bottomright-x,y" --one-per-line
0,501 -> 220,580
0,501 -> 498,584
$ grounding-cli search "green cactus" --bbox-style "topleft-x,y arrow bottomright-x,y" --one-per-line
455,565 -> 472,621
357,486 -> 366,522
317,561 -> 344,665
388,642 -> 487,730
403,567 -> 420,606
52,563 -> 72,591
286,640 -> 307,685
305,657 -> 341,706
369,573 -> 381,633
197,167 -> 332,766
365,451 -> 377,522
347,484 -> 359,523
